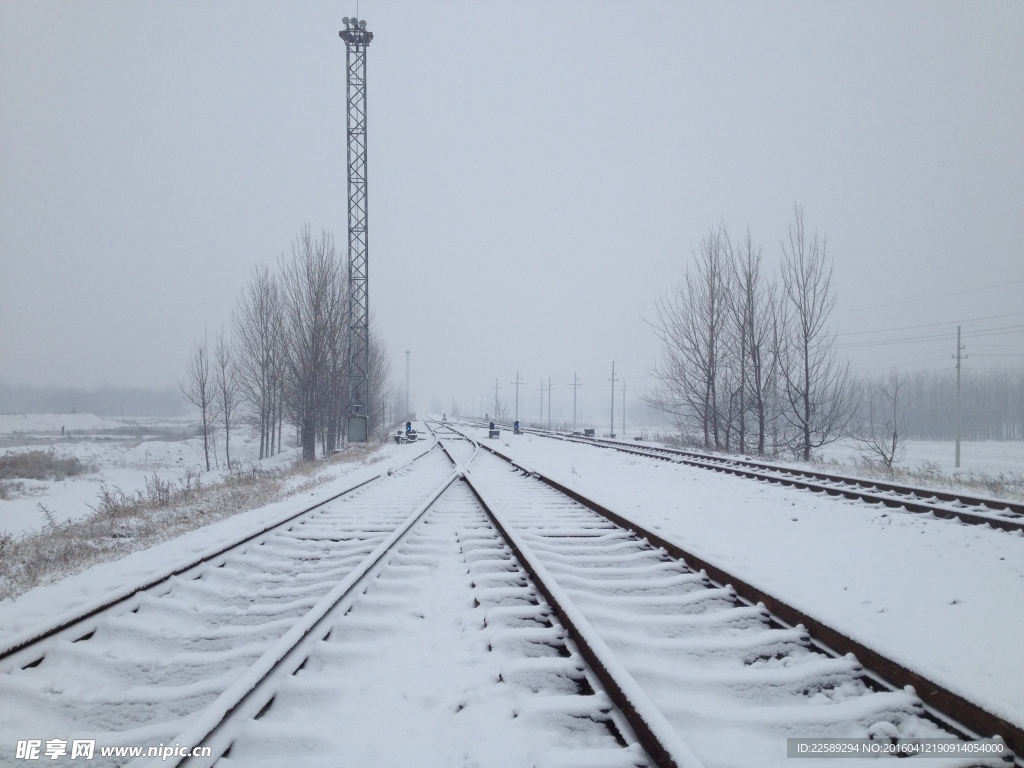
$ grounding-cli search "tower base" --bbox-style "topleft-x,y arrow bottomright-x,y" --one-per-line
347,415 -> 368,443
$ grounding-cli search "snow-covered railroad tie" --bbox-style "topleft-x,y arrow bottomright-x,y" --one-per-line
453,433 -> 1017,768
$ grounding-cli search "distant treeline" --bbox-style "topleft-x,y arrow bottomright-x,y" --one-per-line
0,380 -> 188,418
894,368 -> 1024,441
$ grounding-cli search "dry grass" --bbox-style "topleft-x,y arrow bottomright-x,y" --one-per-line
0,443 -> 389,600
0,480 -> 25,501
0,449 -> 91,482
840,456 -> 1024,502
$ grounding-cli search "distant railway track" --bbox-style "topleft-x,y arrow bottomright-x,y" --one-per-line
440,420 -> 1021,766
469,419 -> 1024,533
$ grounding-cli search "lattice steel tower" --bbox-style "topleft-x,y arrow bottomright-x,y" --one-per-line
340,16 -> 373,442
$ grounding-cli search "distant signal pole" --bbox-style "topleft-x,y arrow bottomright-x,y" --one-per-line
510,371 -> 523,422
547,377 -> 552,430
340,16 -> 373,441
954,326 -> 967,468
571,372 -> 580,432
609,361 -> 616,438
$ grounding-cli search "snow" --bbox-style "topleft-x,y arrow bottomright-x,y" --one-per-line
1,414 -> 298,536
819,437 -> 1024,478
473,426 -> 1024,736
0,413 -> 127,434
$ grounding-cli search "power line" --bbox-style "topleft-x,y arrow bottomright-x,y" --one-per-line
837,311 -> 1024,337
839,278 -> 1024,313
839,323 -> 1024,349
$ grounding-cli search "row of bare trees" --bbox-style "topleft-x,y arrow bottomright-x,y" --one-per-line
857,367 -> 1024,445
181,226 -> 393,468
179,331 -> 238,472
648,205 -> 855,460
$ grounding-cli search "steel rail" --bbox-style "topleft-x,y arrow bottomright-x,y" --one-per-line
479,419 -> 1024,533
0,437 -> 437,667
449,424 -> 1021,764
155,468 -> 462,768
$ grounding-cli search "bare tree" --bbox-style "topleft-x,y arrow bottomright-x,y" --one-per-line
233,264 -> 285,460
179,332 -> 219,472
213,328 -> 239,471
855,369 -> 908,469
732,229 -> 778,456
366,317 -> 393,440
648,225 -> 733,448
778,205 -> 855,460
320,273 -> 350,454
279,226 -> 347,461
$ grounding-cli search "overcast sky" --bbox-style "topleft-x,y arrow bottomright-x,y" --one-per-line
2,1 -> 1022,420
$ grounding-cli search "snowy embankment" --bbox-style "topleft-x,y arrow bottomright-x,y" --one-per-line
477,427 -> 1024,736
0,413 -> 295,536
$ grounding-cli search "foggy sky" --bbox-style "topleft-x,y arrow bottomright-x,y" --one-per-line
2,1 -> 1022,421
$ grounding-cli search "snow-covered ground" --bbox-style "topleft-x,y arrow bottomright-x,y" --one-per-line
1,413 -> 298,536
0,413 -> 127,434
818,436 -> 1024,477
469,425 -> 1024,737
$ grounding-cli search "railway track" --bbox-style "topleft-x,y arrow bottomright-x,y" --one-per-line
472,419 -> 1024,533
440,421 -> 1020,766
0,436 -> 661,768
193,432 -> 653,768
3,424 -> 1017,766
0,442 -> 454,766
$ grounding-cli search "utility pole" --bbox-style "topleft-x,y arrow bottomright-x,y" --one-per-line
340,16 -> 373,442
954,325 -> 967,468
539,381 -> 544,424
493,378 -> 502,421
405,350 -> 410,417
609,361 -> 616,438
622,379 -> 627,439
571,372 -> 580,432
510,371 -> 523,423
547,377 -> 552,430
